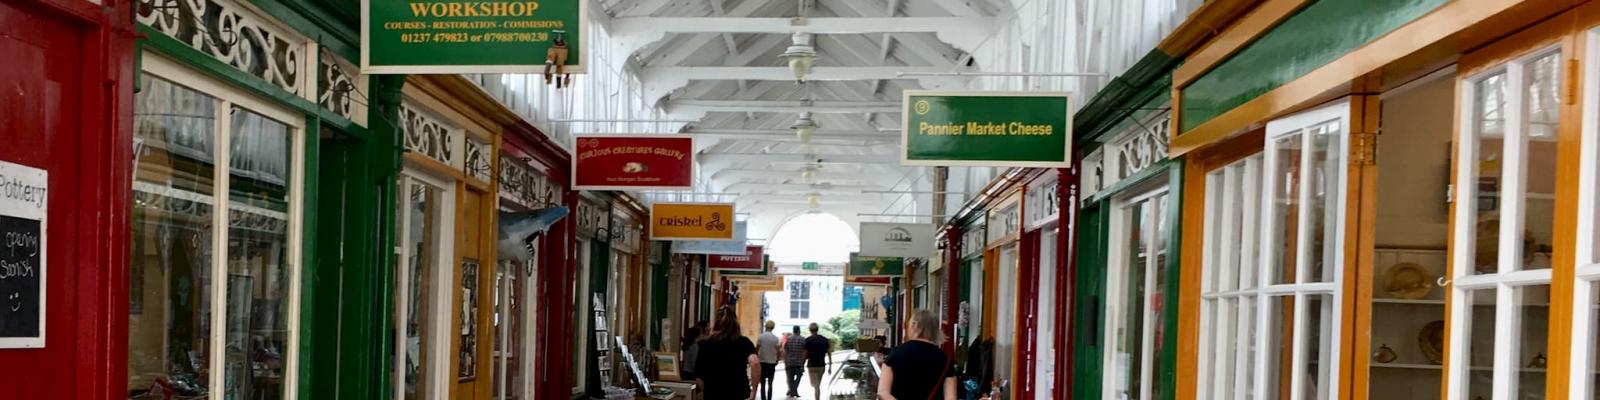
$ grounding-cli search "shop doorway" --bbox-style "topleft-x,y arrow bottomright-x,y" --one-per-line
394,171 -> 456,400
1101,186 -> 1171,400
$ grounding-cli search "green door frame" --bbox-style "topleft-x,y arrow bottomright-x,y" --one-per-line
1070,161 -> 1184,400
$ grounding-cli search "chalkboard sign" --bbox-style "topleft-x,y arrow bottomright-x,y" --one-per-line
0,160 -> 46,348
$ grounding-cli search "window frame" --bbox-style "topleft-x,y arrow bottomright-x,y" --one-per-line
1101,186 -> 1170,400
393,171 -> 457,400
136,52 -> 308,398
1445,45 -> 1563,400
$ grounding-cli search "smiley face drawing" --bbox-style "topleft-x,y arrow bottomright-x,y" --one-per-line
7,292 -> 20,312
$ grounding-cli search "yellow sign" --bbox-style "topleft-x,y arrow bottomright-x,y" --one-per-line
650,202 -> 735,240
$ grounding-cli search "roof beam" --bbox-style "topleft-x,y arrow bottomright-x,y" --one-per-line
642,67 -> 965,102
610,17 -> 997,36
698,152 -> 902,165
669,100 -> 900,115
681,128 -> 894,142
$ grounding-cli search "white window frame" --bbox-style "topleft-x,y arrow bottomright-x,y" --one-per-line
1197,99 -> 1352,400
1197,155 -> 1263,400
1445,47 -> 1560,400
1102,187 -> 1169,400
393,170 -> 457,400
790,281 -> 812,320
1572,27 -> 1600,400
1033,226 -> 1060,397
140,53 -> 308,399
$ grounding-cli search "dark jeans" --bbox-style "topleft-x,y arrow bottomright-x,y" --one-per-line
760,363 -> 777,400
784,365 -> 804,396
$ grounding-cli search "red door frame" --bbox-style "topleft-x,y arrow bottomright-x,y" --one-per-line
502,121 -> 580,400
1055,167 -> 1079,400
0,0 -> 135,398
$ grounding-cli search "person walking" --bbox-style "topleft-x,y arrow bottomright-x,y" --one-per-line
782,326 -> 807,398
681,326 -> 705,381
877,309 -> 956,400
694,307 -> 761,400
756,321 -> 781,400
802,322 -> 833,400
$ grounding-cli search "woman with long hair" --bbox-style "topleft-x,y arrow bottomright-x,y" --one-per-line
878,309 -> 956,400
695,307 -> 761,399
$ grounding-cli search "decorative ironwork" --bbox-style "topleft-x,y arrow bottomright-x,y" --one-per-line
1115,114 -> 1170,181
137,0 -> 305,95
498,155 -> 555,208
318,55 -> 365,125
1025,177 -> 1061,227
960,219 -> 985,258
577,200 -> 607,239
464,138 -> 491,182
400,105 -> 457,166
1082,151 -> 1104,200
987,204 -> 1020,245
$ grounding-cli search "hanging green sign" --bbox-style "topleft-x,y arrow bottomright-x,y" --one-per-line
847,253 -> 905,277
361,0 -> 587,74
901,91 -> 1072,168
802,261 -> 819,270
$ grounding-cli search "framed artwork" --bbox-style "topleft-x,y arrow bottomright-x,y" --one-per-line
654,352 -> 681,381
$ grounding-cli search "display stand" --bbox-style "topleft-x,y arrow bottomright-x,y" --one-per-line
594,293 -> 612,385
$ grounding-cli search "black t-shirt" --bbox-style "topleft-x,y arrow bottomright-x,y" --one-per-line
803,334 -> 831,367
885,341 -> 953,400
695,336 -> 756,400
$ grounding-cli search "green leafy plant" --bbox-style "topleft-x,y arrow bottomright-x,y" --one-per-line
817,310 -> 860,350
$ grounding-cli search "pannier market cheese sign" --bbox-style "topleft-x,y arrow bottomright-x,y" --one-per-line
0,160 -> 46,348
362,0 -> 585,73
573,135 -> 694,190
901,91 -> 1071,168
650,203 -> 735,241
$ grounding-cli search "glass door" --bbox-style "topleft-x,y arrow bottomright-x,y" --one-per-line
491,237 -> 537,400
1196,99 -> 1354,400
1034,227 -> 1059,397
1103,188 -> 1170,400
394,173 -> 454,400
1445,46 -> 1562,400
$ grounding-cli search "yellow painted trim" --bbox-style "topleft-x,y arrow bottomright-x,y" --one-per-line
1170,0 -> 1528,157
1345,95 -> 1380,399
1175,130 -> 1264,400
1155,0 -> 1264,57
1173,0 -> 1312,88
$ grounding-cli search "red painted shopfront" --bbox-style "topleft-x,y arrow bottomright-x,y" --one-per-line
0,0 -> 136,397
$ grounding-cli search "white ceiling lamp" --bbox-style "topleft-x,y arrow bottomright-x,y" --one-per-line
791,112 -> 818,143
782,32 -> 817,82
807,193 -> 821,208
800,167 -> 817,184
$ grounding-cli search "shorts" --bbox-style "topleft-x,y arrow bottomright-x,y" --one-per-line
807,367 -> 825,387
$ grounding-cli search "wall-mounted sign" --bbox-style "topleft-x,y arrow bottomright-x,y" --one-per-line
709,246 -> 764,271
848,253 -> 904,277
901,91 -> 1072,167
801,261 -> 819,270
671,221 -> 746,255
361,0 -> 587,74
859,222 -> 935,259
650,203 -> 735,241
0,160 -> 46,348
572,135 -> 694,190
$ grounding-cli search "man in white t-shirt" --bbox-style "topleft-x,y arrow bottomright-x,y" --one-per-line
757,320 -> 782,400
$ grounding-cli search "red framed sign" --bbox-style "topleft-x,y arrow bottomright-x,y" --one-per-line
708,246 -> 764,271
572,134 -> 694,190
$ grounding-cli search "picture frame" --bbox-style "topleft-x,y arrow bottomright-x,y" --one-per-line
654,352 -> 681,381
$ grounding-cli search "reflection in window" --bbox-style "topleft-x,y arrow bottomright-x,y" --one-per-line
129,75 -> 218,398
223,106 -> 293,399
